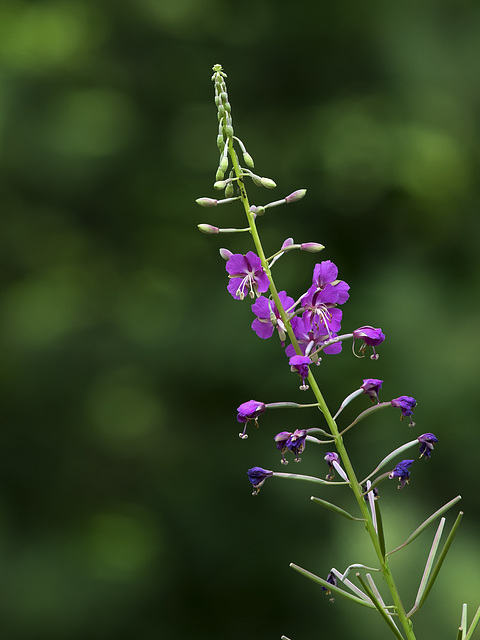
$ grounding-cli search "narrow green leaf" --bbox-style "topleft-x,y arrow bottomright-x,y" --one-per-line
408,511 -> 463,617
461,603 -> 468,639
356,573 -> 405,640
310,496 -> 365,521
413,518 -> 445,609
387,495 -> 462,556
289,563 -> 375,609
465,602 -> 480,640
273,472 -> 348,487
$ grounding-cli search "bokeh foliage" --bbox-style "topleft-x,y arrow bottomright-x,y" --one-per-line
1,0 -> 480,638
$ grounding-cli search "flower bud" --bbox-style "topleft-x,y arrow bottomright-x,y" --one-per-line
196,197 -> 217,207
285,188 -> 307,203
217,105 -> 225,119
300,242 -> 325,253
224,182 -> 235,198
219,248 -> 233,261
252,205 -> 265,216
281,237 -> 295,249
216,135 -> 225,152
220,156 -> 229,172
197,224 -> 219,234
215,167 -> 225,181
214,180 -> 227,190
260,177 -> 277,189
224,124 -> 234,138
243,152 -> 254,168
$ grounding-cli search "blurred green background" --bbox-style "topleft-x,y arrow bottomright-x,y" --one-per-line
1,0 -> 480,638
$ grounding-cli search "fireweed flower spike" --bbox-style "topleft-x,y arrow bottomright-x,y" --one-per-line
418,433 -> 438,459
200,66 -> 470,640
289,355 -> 312,390
236,400 -> 266,438
389,459 -> 414,489
391,396 -> 417,427
352,326 -> 385,360
225,251 -> 270,300
247,467 -> 273,495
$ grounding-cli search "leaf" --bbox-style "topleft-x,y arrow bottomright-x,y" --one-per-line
310,496 -> 365,521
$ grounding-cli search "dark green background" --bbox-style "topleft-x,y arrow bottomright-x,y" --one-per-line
1,0 -> 480,638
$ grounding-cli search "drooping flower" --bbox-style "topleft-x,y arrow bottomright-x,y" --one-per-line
251,291 -> 296,343
289,355 -> 312,390
361,378 -> 383,403
391,396 -> 417,426
226,251 -> 270,300
321,570 -> 337,596
389,459 -> 414,489
418,433 -> 438,459
324,451 -> 340,480
353,326 -> 385,360
236,400 -> 266,438
274,431 -> 292,465
362,483 -> 379,502
247,467 -> 273,495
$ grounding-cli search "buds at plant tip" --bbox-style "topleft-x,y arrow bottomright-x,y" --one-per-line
243,152 -> 254,168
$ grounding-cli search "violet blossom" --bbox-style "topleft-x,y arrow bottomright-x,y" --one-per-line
236,400 -> 266,438
361,378 -> 383,403
324,451 -> 340,480
389,459 -> 414,489
391,396 -> 417,427
247,467 -> 273,495
286,314 -> 342,360
251,290 -> 295,343
321,570 -> 337,596
289,355 -> 312,390
311,260 -> 350,304
226,251 -> 270,300
353,326 -> 385,360
418,433 -> 438,459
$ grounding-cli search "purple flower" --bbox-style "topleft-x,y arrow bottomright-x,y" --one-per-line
353,326 -> 385,360
324,451 -> 340,480
236,400 -> 266,438
251,291 -> 295,343
226,251 -> 270,300
247,467 -> 273,495
361,378 -> 383,403
300,285 -> 344,335
391,396 -> 417,427
389,459 -> 414,489
286,314 -> 342,360
418,433 -> 438,459
312,260 -> 350,305
289,355 -> 312,390
274,431 -> 292,465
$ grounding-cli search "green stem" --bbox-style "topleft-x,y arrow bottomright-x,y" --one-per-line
228,140 -> 416,640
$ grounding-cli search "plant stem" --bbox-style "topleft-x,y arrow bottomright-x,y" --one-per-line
229,140 -> 417,639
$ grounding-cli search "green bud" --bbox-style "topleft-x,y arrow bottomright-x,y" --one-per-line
260,177 -> 277,189
224,124 -> 234,138
251,205 -> 265,216
215,168 -> 225,181
252,175 -> 263,187
195,197 -> 218,207
198,224 -> 220,234
217,135 -> 225,152
243,152 -> 254,168
220,156 -> 229,172
214,180 -> 227,190
224,102 -> 231,113
218,105 -> 225,118
224,182 -> 235,198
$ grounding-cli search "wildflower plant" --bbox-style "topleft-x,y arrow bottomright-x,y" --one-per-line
196,64 -> 479,640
